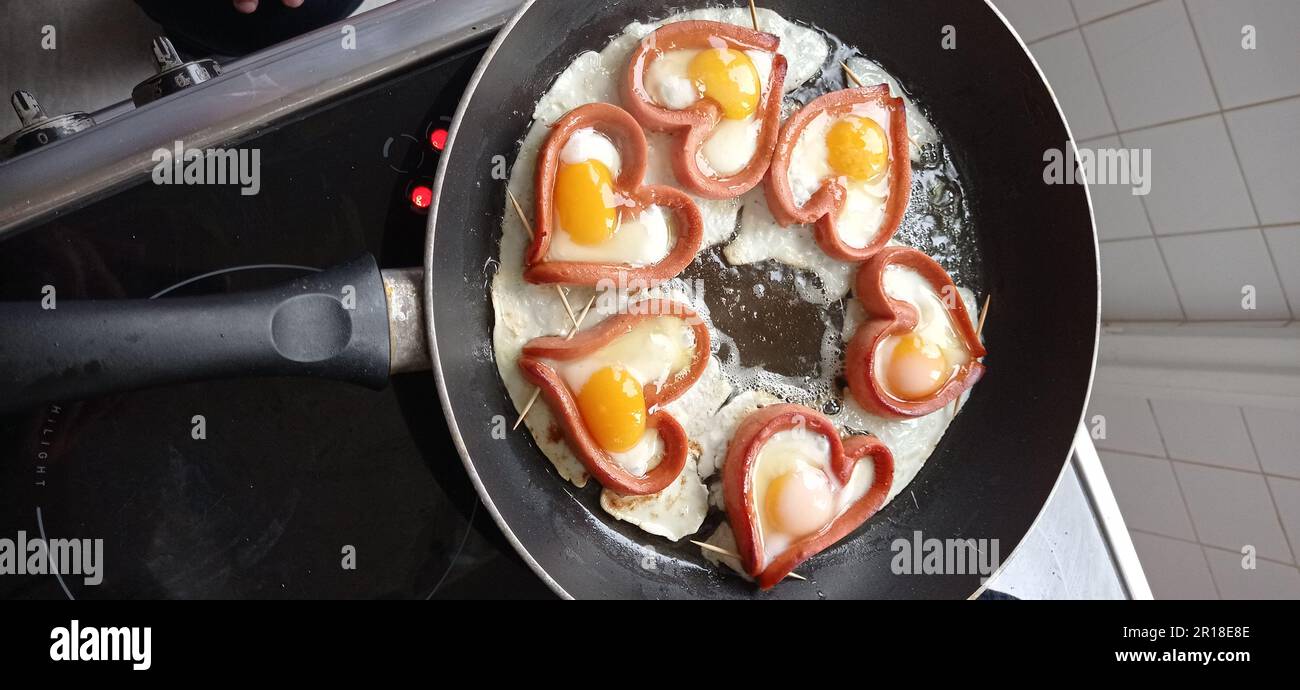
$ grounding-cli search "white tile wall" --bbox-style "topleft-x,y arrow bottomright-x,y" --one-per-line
1174,462 -> 1294,562
1244,407 -> 1300,478
1186,0 -> 1300,109
1159,229 -> 1290,320
1079,136 -> 1153,240
996,0 -> 1300,323
1098,450 -> 1197,539
1129,532 -> 1218,599
1263,227 -> 1300,318
1267,476 -> 1300,560
995,0 -> 1079,42
1098,239 -> 1183,320
1149,399 -> 1259,469
1089,390 -> 1167,456
1029,31 -> 1116,140
1084,383 -> 1300,598
1121,116 -> 1256,235
1082,0 -> 1218,130
1225,98 -> 1300,226
1204,548 -> 1300,599
1072,0 -> 1155,24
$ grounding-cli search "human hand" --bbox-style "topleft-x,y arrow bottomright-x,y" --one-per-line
233,0 -> 305,13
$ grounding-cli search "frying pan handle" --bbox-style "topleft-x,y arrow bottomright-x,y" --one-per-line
0,254 -> 394,414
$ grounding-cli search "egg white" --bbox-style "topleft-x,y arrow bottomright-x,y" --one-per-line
496,7 -> 980,553
786,104 -> 894,250
843,55 -> 940,161
546,205 -> 674,266
724,53 -> 942,306
749,426 -> 834,564
548,128 -> 676,267
644,48 -> 774,177
554,315 -> 695,394
494,8 -> 828,539
871,265 -> 972,399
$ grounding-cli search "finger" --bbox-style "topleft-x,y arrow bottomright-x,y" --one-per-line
282,0 -> 305,7
233,0 -> 259,13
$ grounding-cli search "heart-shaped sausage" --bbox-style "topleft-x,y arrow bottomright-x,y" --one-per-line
517,299 -> 711,495
845,247 -> 987,418
764,85 -> 911,262
723,404 -> 894,589
528,102 -> 705,286
622,20 -> 788,200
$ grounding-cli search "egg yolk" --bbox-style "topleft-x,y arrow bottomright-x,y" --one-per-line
886,333 -> 949,401
826,116 -> 889,182
765,465 -> 835,538
577,365 -> 646,453
687,48 -> 761,120
555,159 -> 619,246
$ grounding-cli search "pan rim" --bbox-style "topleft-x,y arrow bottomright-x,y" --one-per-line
425,0 -> 576,600
961,0 -> 1103,600
427,0 -> 1102,601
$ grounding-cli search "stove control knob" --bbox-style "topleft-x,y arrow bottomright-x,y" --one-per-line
131,36 -> 223,107
0,90 -> 96,161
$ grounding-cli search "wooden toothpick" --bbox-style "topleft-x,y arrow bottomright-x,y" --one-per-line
748,0 -> 759,31
512,292 -> 598,430
976,294 -> 991,338
690,540 -> 807,581
949,294 -> 992,418
841,61 -> 865,88
507,188 -> 579,331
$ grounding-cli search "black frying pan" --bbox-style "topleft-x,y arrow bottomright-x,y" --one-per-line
0,0 -> 1098,599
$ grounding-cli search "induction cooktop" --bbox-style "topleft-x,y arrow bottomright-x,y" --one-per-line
0,8 -> 552,600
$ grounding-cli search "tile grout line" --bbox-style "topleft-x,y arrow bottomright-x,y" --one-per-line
1097,221 -> 1300,243
1180,0 -> 1300,322
1130,527 -> 1300,570
1118,132 -> 1185,320
1030,0 -> 1165,47
1146,396 -> 1224,596
1144,398 -> 1172,458
1100,93 -> 1300,138
1100,445 -> 1300,482
1180,0 -> 1293,321
1198,542 -> 1300,578
1068,0 -> 1186,319
1261,226 -> 1298,321
1240,407 -> 1300,566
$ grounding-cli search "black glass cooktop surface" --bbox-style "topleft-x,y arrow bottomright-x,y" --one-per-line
0,41 -> 552,600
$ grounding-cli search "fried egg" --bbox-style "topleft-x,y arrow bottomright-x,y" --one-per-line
725,55 -> 942,306
873,265 -> 972,402
725,187 -> 858,306
832,286 -> 978,499
496,7 -> 979,553
523,7 -> 828,251
644,47 -> 775,176
546,128 -> 675,266
787,101 -> 895,250
747,426 -> 880,567
494,7 -> 828,530
843,56 -> 939,161
600,456 -> 709,541
548,315 -> 695,474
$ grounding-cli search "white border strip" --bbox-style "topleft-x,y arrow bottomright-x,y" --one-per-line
1073,426 -> 1154,600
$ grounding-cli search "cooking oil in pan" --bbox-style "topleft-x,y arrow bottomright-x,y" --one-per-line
676,31 -> 982,417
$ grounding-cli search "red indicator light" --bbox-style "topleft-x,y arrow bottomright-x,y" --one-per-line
429,128 -> 448,151
410,185 -> 433,209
